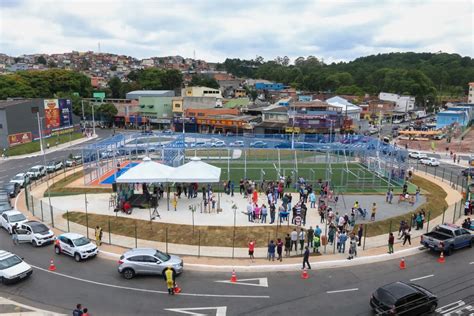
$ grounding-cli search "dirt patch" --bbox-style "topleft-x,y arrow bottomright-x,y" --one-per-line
48,171 -> 112,197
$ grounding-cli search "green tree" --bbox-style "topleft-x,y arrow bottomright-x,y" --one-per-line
96,103 -> 118,122
37,56 -> 47,65
189,75 -> 219,89
47,60 -> 57,68
108,77 -> 122,98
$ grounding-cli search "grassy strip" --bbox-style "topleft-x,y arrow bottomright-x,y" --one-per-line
63,211 -> 296,248
7,132 -> 83,156
46,171 -> 112,197
363,175 -> 448,237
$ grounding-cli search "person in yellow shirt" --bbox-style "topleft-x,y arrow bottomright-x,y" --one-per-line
172,194 -> 178,211
95,225 -> 103,246
165,266 -> 175,295
371,203 -> 377,221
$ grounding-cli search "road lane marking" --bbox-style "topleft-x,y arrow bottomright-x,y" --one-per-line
409,274 -> 434,281
326,288 -> 359,294
470,262 -> 474,265
165,306 -> 227,316
215,278 -> 268,287
30,264 -> 270,299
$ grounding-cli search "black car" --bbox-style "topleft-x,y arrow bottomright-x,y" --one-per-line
461,168 -> 474,177
3,183 -> 20,198
370,281 -> 437,315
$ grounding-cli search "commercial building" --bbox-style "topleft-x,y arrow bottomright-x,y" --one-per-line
126,90 -> 175,100
326,96 -> 362,122
379,92 -> 415,113
182,86 -> 223,99
436,110 -> 470,129
290,100 -> 344,134
0,98 -> 75,149
138,96 -> 173,129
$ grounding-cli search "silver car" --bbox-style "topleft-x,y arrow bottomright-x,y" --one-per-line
117,248 -> 183,279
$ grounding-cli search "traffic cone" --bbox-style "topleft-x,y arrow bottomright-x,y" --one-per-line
301,267 -> 309,279
48,258 -> 56,271
230,269 -> 237,283
438,252 -> 445,263
173,282 -> 182,294
399,258 -> 406,270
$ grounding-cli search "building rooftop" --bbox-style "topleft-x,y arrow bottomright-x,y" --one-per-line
126,90 -> 175,99
0,99 -> 35,109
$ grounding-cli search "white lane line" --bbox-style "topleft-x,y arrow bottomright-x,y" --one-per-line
470,262 -> 474,265
410,274 -> 434,282
30,264 -> 270,299
326,288 -> 359,294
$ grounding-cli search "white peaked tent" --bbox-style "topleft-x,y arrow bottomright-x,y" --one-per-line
116,157 -> 174,183
171,157 -> 221,183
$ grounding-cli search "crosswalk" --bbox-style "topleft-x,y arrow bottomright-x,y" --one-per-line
0,297 -> 65,316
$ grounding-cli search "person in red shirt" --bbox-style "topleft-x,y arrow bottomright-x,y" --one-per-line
252,190 -> 258,205
248,240 -> 255,262
123,201 -> 131,214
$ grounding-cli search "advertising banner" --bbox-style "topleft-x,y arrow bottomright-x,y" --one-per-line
44,99 -> 60,129
8,132 -> 32,146
58,99 -> 73,127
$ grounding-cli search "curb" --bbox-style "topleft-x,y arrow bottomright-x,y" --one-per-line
98,247 -> 426,272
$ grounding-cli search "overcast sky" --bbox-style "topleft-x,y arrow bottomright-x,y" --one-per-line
1,0 -> 473,63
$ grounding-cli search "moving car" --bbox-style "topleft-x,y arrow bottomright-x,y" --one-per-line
1,210 -> 28,234
249,141 -> 267,148
46,160 -> 63,173
229,140 -> 244,147
118,248 -> 183,279
274,142 -> 291,149
420,157 -> 440,167
9,173 -> 30,188
65,155 -> 82,167
190,141 -> 207,148
420,224 -> 473,255
26,165 -> 46,179
2,183 -> 20,198
54,233 -> 98,262
370,281 -> 437,315
210,140 -> 226,147
0,250 -> 33,284
16,221 -> 55,247
408,151 -> 428,159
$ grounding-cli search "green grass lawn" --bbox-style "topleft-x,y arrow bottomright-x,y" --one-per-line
6,132 -> 84,156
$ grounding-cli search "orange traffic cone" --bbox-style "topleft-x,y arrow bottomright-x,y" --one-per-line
301,267 -> 309,279
399,258 -> 406,270
49,258 -> 56,271
173,282 -> 182,294
230,269 -> 237,283
438,252 -> 445,263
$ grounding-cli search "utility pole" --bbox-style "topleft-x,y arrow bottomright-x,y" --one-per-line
92,101 -> 96,137
36,112 -> 44,154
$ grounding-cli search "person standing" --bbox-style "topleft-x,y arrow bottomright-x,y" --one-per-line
11,224 -> 19,245
313,234 -> 320,254
307,226 -> 314,248
82,308 -> 90,316
95,225 -> 103,246
348,234 -> 358,260
261,204 -> 268,223
402,228 -> 411,246
267,240 -> 276,261
338,231 -> 347,253
246,202 -> 254,222
73,304 -> 83,316
388,232 -> 394,254
284,234 -> 291,257
370,203 -> 377,221
298,229 -> 305,252
389,189 -> 394,204
248,240 -> 255,262
309,191 -> 316,208
269,203 -> 276,224
165,266 -> 175,295
302,246 -> 311,269
415,187 -> 420,204
357,224 -> 363,246
290,229 -> 298,252
276,238 -> 283,262
172,194 -> 178,211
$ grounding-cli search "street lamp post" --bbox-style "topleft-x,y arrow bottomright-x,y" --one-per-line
36,111 -> 44,155
36,113 -> 54,226
91,102 -> 97,137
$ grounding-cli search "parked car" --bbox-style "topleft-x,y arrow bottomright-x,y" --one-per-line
392,119 -> 403,124
408,151 -> 428,159
190,141 -> 207,148
1,210 -> 28,234
0,203 -> 13,215
420,157 -> 440,167
2,183 -> 20,198
294,142 -> 315,150
461,168 -> 474,177
54,233 -> 98,262
16,221 -> 55,247
65,155 -> 83,167
210,140 -> 226,147
250,141 -> 267,148
274,142 -> 291,149
10,173 -> 30,188
118,248 -> 183,280
46,161 -> 63,173
0,250 -> 33,284
420,224 -> 473,255
26,165 -> 46,179
229,140 -> 244,147
370,281 -> 438,315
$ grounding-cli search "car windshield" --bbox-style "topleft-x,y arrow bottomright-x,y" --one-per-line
29,167 -> 39,172
155,250 -> 170,262
31,223 -> 49,233
12,175 -> 23,181
9,214 -> 26,222
73,237 -> 90,247
0,255 -> 22,270
375,288 -> 396,305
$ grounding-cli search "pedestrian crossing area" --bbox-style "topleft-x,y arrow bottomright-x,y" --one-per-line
0,297 -> 65,316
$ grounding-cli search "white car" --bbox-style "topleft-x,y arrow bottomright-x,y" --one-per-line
211,140 -> 226,147
420,157 -> 440,166
10,173 -> 30,188
46,160 -> 63,173
408,151 -> 428,159
65,155 -> 82,167
392,119 -> 403,124
0,250 -> 33,284
230,140 -> 244,147
1,210 -> 28,234
16,221 -> 55,247
54,233 -> 98,262
26,165 -> 46,179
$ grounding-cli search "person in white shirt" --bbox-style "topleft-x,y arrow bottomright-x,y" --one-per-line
298,229 -> 305,251
290,229 -> 298,252
246,202 -> 254,222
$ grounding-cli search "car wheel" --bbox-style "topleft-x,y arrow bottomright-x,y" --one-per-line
33,240 -> 39,247
446,246 -> 453,256
429,302 -> 437,312
74,253 -> 81,262
122,268 -> 135,279
54,246 -> 61,255
469,240 -> 472,248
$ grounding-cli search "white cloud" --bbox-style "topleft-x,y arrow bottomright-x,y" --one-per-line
0,0 -> 472,62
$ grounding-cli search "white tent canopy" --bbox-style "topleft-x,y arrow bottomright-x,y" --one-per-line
171,157 -> 221,183
115,157 -> 175,183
